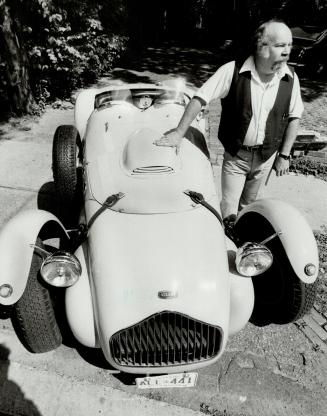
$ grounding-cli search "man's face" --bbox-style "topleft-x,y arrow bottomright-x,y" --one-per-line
256,23 -> 293,74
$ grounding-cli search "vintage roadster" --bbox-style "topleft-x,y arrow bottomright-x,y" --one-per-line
0,79 -> 319,388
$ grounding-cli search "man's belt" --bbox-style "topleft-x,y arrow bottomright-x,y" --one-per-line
240,144 -> 263,152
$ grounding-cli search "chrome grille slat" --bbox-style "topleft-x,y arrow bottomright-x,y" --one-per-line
193,320 -> 196,362
186,318 -> 190,363
131,327 -> 134,365
110,311 -> 222,367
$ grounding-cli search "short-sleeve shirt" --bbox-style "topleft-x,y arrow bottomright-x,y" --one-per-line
195,56 -> 304,146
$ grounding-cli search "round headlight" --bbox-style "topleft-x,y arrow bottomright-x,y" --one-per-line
40,251 -> 82,287
236,242 -> 273,277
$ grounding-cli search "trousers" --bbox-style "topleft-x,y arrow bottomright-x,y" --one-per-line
220,148 -> 276,219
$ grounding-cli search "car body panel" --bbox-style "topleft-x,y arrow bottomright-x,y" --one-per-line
0,210 -> 67,305
75,88 -> 98,139
86,206 -> 230,341
226,238 -> 255,336
66,243 -> 98,348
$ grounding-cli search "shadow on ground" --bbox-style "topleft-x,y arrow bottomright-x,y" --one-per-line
115,44 -> 327,101
0,344 -> 42,416
299,76 -> 327,102
1,44 -> 327,124
112,43 -> 231,87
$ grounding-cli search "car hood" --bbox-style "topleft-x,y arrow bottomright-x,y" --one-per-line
85,204 -> 231,348
84,107 -> 215,214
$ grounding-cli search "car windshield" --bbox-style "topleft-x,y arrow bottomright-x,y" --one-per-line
95,88 -> 188,109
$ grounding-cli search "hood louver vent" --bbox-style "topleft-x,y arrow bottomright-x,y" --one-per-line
132,166 -> 174,174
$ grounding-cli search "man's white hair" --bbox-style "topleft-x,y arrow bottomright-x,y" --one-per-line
253,19 -> 289,50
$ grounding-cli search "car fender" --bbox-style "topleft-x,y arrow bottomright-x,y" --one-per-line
226,239 -> 254,336
75,88 -> 98,139
0,210 -> 68,305
65,243 -> 98,348
236,198 -> 319,284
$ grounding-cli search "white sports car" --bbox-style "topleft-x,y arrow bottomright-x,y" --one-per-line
0,80 -> 318,388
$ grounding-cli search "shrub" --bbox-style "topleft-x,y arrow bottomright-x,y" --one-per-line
28,14 -> 127,103
4,0 -> 128,109
290,155 -> 327,182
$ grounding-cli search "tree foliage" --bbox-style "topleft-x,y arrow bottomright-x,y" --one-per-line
0,0 -> 128,114
1,0 -> 327,115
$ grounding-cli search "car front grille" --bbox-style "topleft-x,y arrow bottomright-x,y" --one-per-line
109,311 -> 222,367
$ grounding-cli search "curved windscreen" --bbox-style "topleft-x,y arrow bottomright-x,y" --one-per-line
95,88 -> 188,110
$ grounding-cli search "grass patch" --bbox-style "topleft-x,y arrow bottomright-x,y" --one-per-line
290,156 -> 327,182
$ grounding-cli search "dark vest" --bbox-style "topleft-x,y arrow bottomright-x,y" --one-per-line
218,61 -> 294,161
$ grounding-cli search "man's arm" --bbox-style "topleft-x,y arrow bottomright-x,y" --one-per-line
154,97 -> 204,151
274,117 -> 300,176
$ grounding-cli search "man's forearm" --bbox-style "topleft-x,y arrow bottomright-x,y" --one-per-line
176,97 -> 203,136
279,117 -> 300,155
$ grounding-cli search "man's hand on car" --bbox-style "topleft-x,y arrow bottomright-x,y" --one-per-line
154,129 -> 183,154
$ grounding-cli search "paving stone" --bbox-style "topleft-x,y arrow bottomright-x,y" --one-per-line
307,151 -> 327,158
298,325 -> 327,353
311,308 -> 327,326
302,315 -> 327,341
292,150 -> 305,157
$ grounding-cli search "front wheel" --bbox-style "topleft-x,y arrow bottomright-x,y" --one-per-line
235,212 -> 317,326
11,239 -> 62,353
52,125 -> 83,227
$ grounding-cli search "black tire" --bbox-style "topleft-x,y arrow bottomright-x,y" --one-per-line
235,213 -> 317,326
12,239 -> 62,353
52,125 -> 83,226
0,304 -> 13,319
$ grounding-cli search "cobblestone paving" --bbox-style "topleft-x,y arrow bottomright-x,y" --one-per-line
296,307 -> 327,353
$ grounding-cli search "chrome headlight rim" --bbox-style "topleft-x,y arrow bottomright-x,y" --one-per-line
236,242 -> 273,277
40,250 -> 82,287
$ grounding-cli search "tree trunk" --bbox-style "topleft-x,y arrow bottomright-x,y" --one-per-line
0,0 -> 35,115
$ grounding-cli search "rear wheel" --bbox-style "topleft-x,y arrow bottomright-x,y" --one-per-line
235,213 -> 317,326
12,239 -> 62,353
52,125 -> 83,227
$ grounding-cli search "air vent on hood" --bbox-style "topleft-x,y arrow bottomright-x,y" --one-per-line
132,166 -> 174,174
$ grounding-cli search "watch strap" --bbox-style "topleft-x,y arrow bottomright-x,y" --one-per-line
278,153 -> 291,160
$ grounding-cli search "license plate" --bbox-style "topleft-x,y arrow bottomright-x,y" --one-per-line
136,372 -> 198,389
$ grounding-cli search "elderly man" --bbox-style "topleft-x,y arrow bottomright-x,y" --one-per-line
155,20 -> 303,234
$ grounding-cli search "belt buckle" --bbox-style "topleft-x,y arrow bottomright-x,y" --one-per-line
251,145 -> 261,152
249,146 -> 255,152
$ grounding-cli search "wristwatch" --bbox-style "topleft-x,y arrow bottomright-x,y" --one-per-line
278,153 -> 291,160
